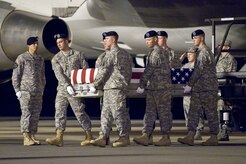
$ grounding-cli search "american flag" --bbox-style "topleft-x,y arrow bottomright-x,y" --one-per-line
171,68 -> 193,84
71,68 -> 194,85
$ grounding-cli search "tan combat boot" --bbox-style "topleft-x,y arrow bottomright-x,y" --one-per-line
154,134 -> 171,146
177,131 -> 195,146
112,136 -> 130,147
81,130 -> 94,146
90,135 -> 106,147
133,133 -> 151,146
201,134 -> 218,146
30,134 -> 41,145
46,129 -> 64,147
23,132 -> 35,146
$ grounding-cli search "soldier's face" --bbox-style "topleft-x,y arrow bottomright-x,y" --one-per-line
187,52 -> 195,63
192,36 -> 202,46
56,38 -> 69,51
157,36 -> 167,47
28,42 -> 38,52
103,36 -> 115,50
222,45 -> 230,50
145,37 -> 157,48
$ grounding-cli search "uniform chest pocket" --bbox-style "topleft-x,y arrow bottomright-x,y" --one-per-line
69,56 -> 81,69
24,60 -> 35,72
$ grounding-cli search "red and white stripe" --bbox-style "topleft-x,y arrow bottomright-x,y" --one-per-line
71,68 -> 145,85
71,68 -> 98,85
131,68 -> 144,83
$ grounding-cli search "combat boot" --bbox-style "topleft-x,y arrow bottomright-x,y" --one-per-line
90,135 -> 106,147
201,134 -> 218,146
154,134 -> 171,146
46,129 -> 64,147
81,130 -> 94,146
194,130 -> 202,140
133,133 -> 151,146
218,134 -> 229,141
177,131 -> 195,146
30,134 -> 41,145
112,136 -> 130,147
23,132 -> 35,146
217,129 -> 229,141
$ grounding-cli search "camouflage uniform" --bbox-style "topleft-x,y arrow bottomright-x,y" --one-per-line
95,52 -> 106,68
187,44 -> 219,135
182,62 -> 205,131
12,51 -> 46,133
139,45 -> 172,135
51,49 -> 92,131
94,45 -> 132,138
216,52 -> 237,72
165,47 -> 182,68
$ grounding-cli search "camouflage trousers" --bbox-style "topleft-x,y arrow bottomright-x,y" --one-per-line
188,91 -> 219,134
54,89 -> 92,131
183,96 -> 205,131
99,89 -> 131,137
143,89 -> 172,135
19,91 -> 43,133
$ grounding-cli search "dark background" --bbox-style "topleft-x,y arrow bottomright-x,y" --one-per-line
0,60 -> 184,120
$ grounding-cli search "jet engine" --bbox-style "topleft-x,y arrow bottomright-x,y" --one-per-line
0,5 -> 70,72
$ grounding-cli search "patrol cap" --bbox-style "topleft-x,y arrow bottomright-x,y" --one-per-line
102,31 -> 119,40
144,30 -> 157,39
27,36 -> 38,45
220,40 -> 232,47
54,33 -> 68,40
157,31 -> 168,38
191,29 -> 205,39
187,47 -> 198,53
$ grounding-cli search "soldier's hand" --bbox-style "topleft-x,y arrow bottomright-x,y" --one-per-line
180,52 -> 187,62
136,87 -> 144,94
16,91 -> 22,99
183,85 -> 192,93
67,86 -> 75,95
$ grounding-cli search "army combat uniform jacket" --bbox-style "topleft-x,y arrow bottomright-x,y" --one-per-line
12,51 -> 46,94
94,45 -> 132,90
52,49 -> 88,90
139,45 -> 171,90
187,44 -> 218,92
216,52 -> 237,72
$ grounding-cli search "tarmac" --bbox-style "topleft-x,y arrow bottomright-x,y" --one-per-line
0,118 -> 246,164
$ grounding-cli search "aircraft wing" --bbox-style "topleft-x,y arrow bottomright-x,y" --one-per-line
64,0 -> 246,60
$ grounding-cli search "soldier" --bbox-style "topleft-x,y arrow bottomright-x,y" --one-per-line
89,31 -> 132,147
46,34 -> 94,147
181,47 -> 205,140
12,36 -> 46,146
133,30 -> 172,146
216,40 -> 237,141
157,30 -> 182,68
177,29 -> 219,146
216,40 -> 237,73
